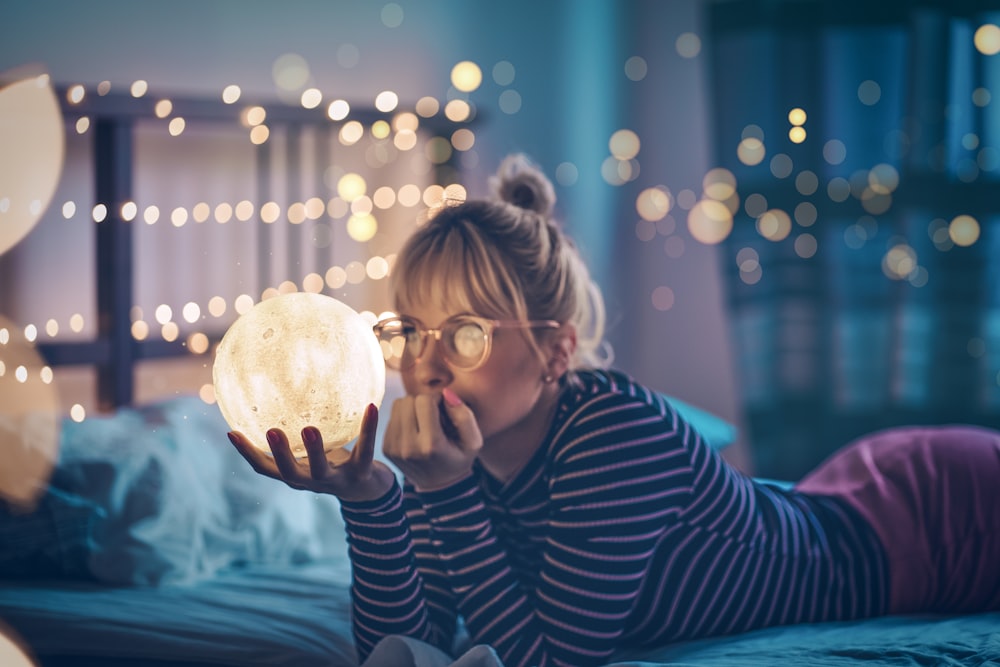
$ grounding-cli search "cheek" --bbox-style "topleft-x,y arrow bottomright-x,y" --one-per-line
461,367 -> 540,426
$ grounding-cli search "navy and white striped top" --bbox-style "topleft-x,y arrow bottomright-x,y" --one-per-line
340,369 -> 889,667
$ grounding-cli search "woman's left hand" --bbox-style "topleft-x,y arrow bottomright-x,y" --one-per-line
383,388 -> 483,491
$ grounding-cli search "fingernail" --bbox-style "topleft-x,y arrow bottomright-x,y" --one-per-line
302,427 -> 317,445
227,432 -> 238,446
442,387 -> 462,407
266,430 -> 280,446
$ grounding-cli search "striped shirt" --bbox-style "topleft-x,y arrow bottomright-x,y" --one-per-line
340,369 -> 889,667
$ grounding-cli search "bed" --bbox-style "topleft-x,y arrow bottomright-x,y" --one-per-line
2,390 -> 998,667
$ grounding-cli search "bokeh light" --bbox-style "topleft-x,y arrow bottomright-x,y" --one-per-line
949,215 -> 980,246
331,42 -> 358,68
337,173 -> 367,201
498,90 -> 522,114
347,213 -> 377,242
327,99 -> 350,121
445,99 -> 472,121
625,56 -> 648,81
794,233 -> 818,258
340,120 -> 364,145
415,96 -> 440,117
609,129 -> 641,160
737,247 -> 762,285
375,90 -> 398,112
492,61 -> 515,86
300,87 -> 322,109
272,53 -> 310,91
974,24 -> 1000,55
745,193 -> 768,218
687,199 -> 733,244
651,286 -> 675,311
636,187 -> 672,221
703,168 -> 736,201
756,209 -> 792,241
823,140 -> 847,165
222,84 -> 241,104
883,243 -> 917,280
154,99 -> 173,118
381,2 -> 404,27
770,153 -> 793,178
555,162 -> 579,186
858,79 -> 881,105
676,32 -> 702,58
737,137 -> 766,165
451,61 -> 483,92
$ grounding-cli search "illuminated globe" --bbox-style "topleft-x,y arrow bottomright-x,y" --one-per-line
212,292 -> 385,460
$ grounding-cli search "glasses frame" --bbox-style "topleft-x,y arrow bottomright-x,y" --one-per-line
373,314 -> 561,371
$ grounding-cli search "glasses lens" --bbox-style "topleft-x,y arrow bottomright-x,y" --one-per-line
376,319 -> 421,369
445,319 -> 488,368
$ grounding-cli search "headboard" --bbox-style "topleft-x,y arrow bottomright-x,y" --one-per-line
4,81 -> 470,416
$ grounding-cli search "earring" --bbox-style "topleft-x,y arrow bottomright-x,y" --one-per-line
543,373 -> 554,383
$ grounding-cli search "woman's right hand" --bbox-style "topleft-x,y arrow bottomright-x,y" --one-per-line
227,403 -> 396,502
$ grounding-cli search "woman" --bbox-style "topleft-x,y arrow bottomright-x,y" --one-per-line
228,155 -> 1000,667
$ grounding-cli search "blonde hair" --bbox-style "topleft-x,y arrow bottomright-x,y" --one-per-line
390,154 -> 611,371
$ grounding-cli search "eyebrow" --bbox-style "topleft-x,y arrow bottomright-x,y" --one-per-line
397,311 -> 479,326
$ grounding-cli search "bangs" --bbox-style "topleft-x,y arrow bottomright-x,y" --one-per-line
391,215 -> 526,321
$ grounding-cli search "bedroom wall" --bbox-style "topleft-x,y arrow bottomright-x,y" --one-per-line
0,0 -> 764,473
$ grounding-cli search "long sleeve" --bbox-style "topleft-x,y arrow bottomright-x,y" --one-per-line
341,369 -> 889,665
413,391 -> 693,667
340,480 -> 458,662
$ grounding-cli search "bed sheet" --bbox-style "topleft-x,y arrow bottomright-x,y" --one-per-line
608,612 -> 1000,666
0,559 -> 357,667
3,565 -> 997,667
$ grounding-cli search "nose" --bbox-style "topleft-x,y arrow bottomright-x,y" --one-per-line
411,335 -> 452,389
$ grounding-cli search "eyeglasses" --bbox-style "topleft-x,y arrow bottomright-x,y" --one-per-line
373,314 -> 560,371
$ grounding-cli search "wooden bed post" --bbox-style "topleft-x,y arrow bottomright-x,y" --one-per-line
94,117 -> 135,411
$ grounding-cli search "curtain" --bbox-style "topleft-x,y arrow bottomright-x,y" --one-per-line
706,0 -> 1000,479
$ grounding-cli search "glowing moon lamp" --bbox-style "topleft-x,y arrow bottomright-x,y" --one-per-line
212,293 -> 385,461
0,314 -> 61,511
0,67 -> 65,257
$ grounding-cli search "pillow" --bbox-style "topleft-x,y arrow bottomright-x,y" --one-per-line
0,487 -> 102,580
42,395 -> 346,586
661,393 -> 738,451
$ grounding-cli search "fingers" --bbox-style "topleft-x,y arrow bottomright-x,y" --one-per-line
350,403 -> 380,467
228,431 -> 282,479
441,388 -> 482,453
413,394 -> 443,451
302,426 -> 329,480
266,428 -> 304,483
383,397 -> 413,460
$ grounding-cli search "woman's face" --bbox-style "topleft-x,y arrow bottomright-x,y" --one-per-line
396,299 -> 550,448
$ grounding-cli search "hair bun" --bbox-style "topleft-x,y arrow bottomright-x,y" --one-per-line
490,154 -> 556,217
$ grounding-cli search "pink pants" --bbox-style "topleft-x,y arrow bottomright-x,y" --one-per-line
796,425 -> 1000,614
